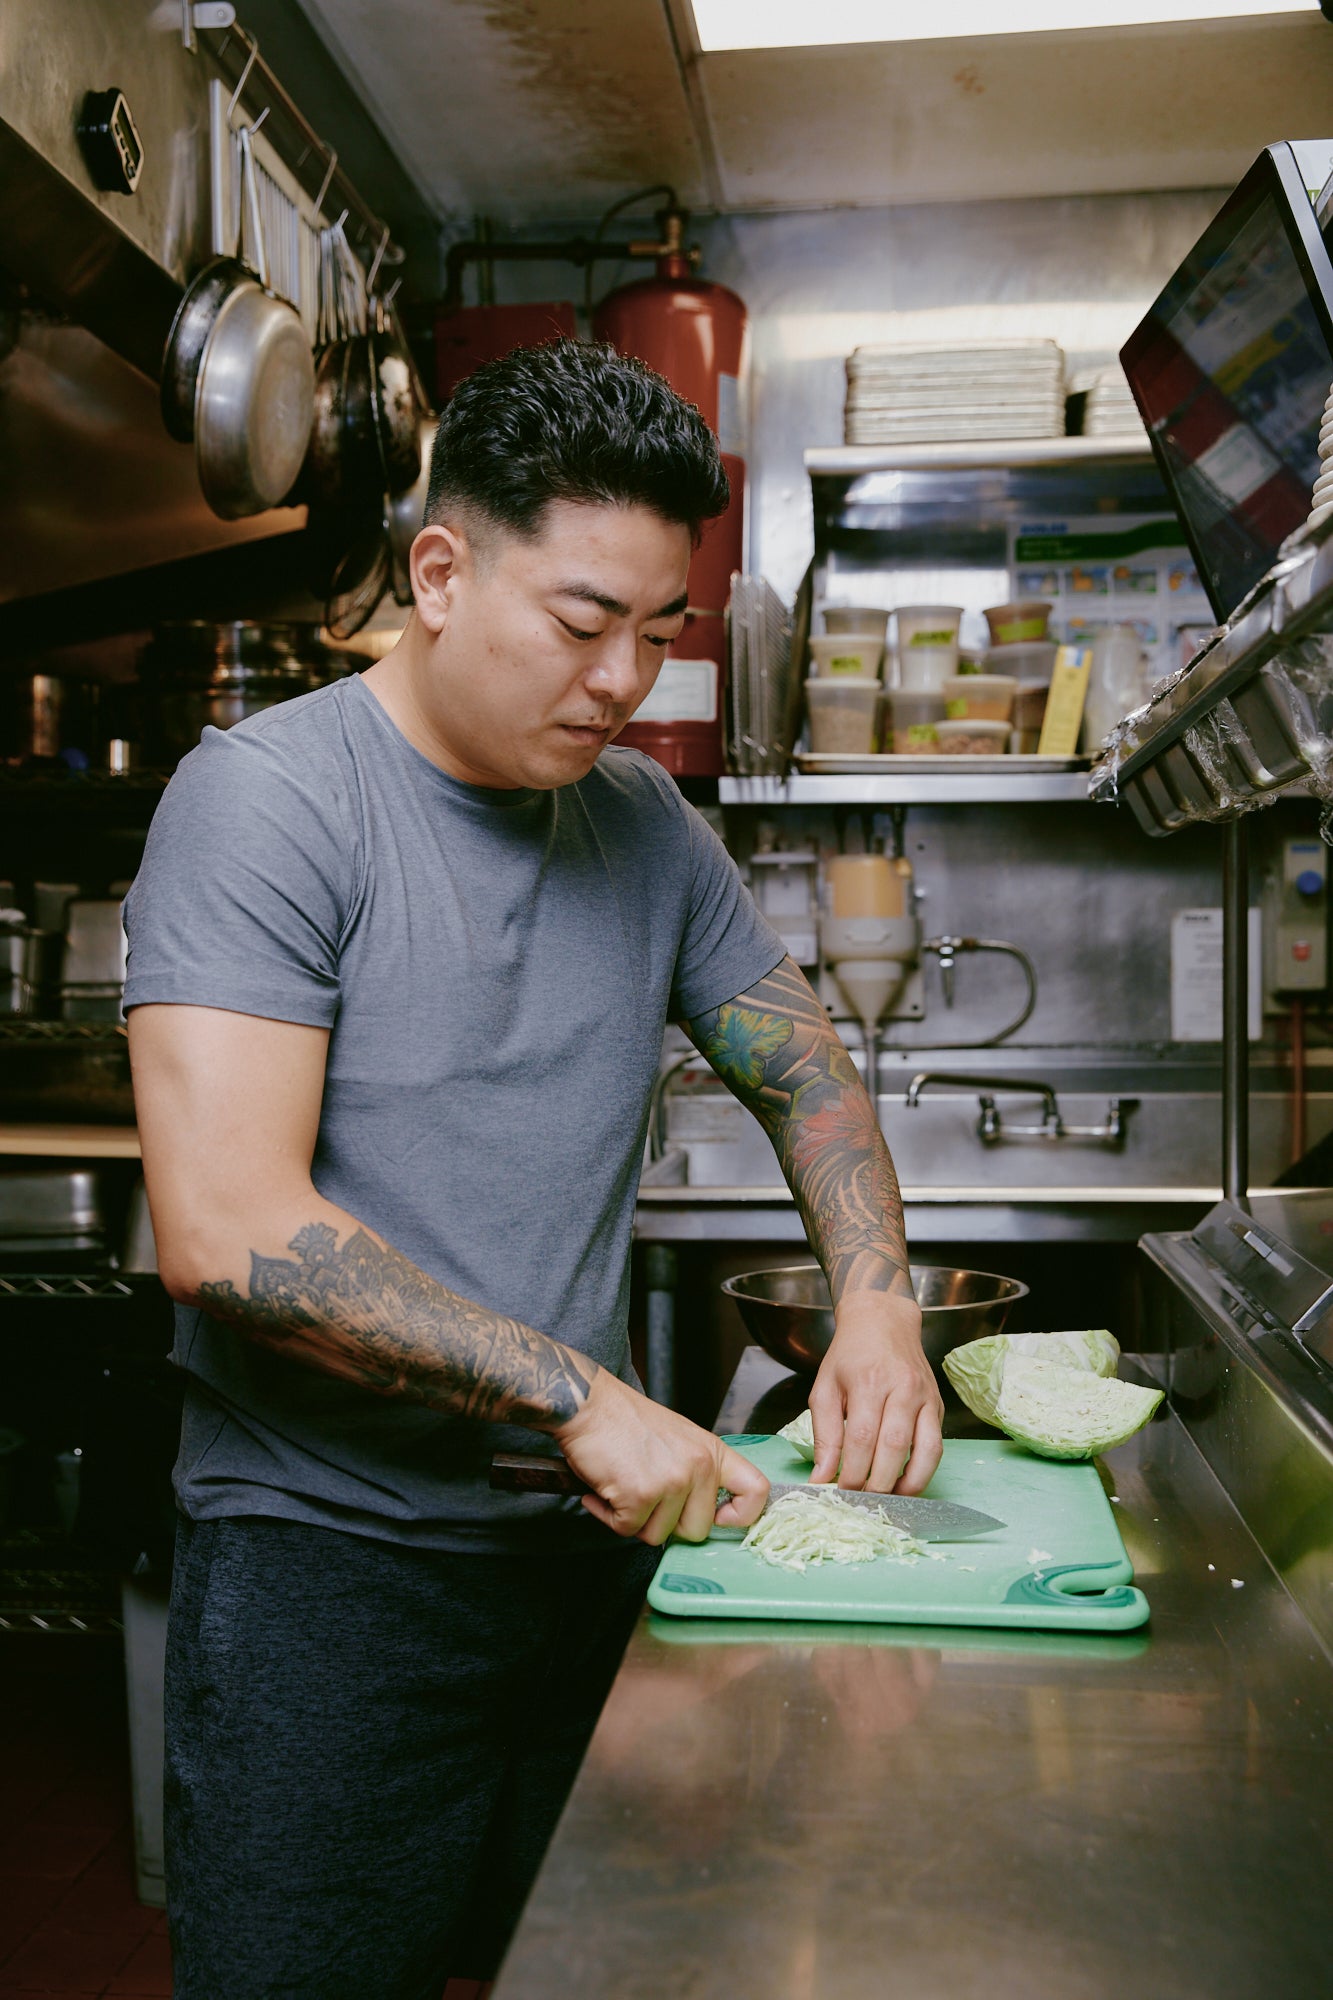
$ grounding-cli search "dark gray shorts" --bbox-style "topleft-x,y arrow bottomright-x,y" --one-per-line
165,1512 -> 658,1999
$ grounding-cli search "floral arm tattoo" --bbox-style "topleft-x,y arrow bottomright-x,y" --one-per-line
197,1221 -> 594,1429
686,956 -> 914,1306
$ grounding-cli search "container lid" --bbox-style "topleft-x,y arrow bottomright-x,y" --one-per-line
985,638 -> 1058,658
943,674 -> 1017,698
805,674 -> 879,689
885,686 -> 945,710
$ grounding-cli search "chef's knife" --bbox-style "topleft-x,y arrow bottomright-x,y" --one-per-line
489,1452 -> 1003,1540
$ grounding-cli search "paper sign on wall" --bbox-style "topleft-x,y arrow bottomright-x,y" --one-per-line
1170,907 -> 1262,1042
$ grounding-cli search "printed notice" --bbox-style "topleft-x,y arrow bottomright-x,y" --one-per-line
1170,907 -> 1262,1042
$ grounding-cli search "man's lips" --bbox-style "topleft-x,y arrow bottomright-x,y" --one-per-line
558,721 -> 615,743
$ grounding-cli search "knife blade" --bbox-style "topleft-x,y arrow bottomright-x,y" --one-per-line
488,1453 -> 1004,1540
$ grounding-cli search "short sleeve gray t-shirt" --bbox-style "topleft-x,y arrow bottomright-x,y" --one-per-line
123,674 -> 785,1551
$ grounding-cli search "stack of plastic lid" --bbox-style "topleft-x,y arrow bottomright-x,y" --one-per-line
844,340 -> 1065,446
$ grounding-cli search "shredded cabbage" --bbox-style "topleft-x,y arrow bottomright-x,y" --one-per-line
742,1487 -> 926,1574
778,1410 -> 817,1461
996,1358 -> 1162,1461
944,1329 -> 1120,1429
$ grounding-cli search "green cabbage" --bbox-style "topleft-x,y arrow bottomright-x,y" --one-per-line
944,1329 -> 1120,1428
778,1410 -> 816,1461
743,1488 -> 926,1573
995,1357 -> 1162,1461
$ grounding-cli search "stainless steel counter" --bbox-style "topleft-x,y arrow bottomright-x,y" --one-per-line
636,1185 -> 1217,1244
494,1349 -> 1333,2000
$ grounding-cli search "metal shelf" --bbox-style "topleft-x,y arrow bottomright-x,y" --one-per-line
720,771 -> 1093,805
804,436 -> 1154,476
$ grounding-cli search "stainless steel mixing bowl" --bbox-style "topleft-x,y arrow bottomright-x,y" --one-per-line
721,1263 -> 1029,1376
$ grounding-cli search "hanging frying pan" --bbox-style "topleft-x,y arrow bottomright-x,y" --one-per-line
160,126 -> 313,519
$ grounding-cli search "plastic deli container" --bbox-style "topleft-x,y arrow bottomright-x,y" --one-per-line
983,599 -> 1052,645
806,676 -> 880,754
943,673 -> 1016,722
984,638 -> 1058,682
885,687 -> 945,753
897,644 -> 956,692
808,632 -> 884,678
896,605 -> 963,665
936,718 -> 1012,756
822,605 -> 892,640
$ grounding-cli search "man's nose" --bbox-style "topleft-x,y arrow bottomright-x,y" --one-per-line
584,634 -> 641,705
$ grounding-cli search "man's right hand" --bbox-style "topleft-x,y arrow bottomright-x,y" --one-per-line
554,1370 -> 770,1546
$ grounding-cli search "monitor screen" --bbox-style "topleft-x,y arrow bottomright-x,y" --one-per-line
1122,147 -> 1333,622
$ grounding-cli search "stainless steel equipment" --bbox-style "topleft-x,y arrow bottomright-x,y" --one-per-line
721,1263 -> 1027,1376
137,619 -> 322,764
0,1166 -> 111,1261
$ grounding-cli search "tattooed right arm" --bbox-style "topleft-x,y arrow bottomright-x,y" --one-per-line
128,1004 -> 593,1432
197,1217 -> 595,1430
126,1002 -> 771,1540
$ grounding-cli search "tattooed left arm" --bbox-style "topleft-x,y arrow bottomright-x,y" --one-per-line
686,957 -> 943,1494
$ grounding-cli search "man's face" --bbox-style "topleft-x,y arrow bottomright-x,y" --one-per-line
406,498 -> 691,790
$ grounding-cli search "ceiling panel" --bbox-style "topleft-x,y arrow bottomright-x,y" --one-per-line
695,15 -> 1333,208
298,0 -> 706,222
296,3 -> 1333,221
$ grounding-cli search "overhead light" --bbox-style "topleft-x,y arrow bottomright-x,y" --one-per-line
690,1 -> 1316,52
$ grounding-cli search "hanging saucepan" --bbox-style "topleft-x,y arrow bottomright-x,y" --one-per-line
369,297 -> 427,497
297,222 -> 384,511
386,415 -> 438,606
160,126 -> 314,519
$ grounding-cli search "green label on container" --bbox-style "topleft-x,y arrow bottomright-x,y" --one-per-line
945,698 -> 967,719
905,724 -> 939,746
828,655 -> 868,673
907,629 -> 954,646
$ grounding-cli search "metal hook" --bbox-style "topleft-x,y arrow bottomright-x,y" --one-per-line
313,146 -> 338,220
366,224 -> 390,295
248,103 -> 270,135
226,37 -> 259,125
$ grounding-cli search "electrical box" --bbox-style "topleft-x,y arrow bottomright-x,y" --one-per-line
1266,838 -> 1329,1001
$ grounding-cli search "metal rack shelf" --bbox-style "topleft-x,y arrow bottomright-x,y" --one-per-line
720,770 -> 1093,806
804,436 -> 1154,476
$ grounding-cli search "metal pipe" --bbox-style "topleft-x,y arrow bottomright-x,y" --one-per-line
1222,818 -> 1250,1202
443,235 -> 677,311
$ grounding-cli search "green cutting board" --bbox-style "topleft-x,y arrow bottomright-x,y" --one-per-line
647,1434 -> 1149,1632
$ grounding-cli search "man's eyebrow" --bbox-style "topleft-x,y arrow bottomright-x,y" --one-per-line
554,582 -> 689,621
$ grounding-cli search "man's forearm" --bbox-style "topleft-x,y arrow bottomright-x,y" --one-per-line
185,1207 -> 595,1430
687,958 -> 914,1306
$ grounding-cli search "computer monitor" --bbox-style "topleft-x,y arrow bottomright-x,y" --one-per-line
1121,143 -> 1333,623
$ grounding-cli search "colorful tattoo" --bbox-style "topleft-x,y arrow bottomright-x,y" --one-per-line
197,1221 -> 594,1428
688,957 -> 913,1305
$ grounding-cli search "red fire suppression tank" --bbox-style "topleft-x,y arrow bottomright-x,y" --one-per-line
592,216 -> 746,778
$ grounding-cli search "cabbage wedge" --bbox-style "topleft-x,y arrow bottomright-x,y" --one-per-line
944,1329 -> 1119,1429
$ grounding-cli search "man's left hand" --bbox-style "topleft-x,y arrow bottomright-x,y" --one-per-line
807,1291 -> 944,1495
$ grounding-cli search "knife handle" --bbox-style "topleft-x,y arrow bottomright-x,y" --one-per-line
489,1451 -> 590,1496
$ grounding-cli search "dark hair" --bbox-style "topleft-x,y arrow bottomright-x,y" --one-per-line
424,338 -> 729,542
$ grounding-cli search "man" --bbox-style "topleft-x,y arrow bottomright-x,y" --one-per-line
125,339 -> 941,1998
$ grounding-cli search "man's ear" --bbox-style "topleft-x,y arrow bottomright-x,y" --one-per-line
410,522 -> 470,635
